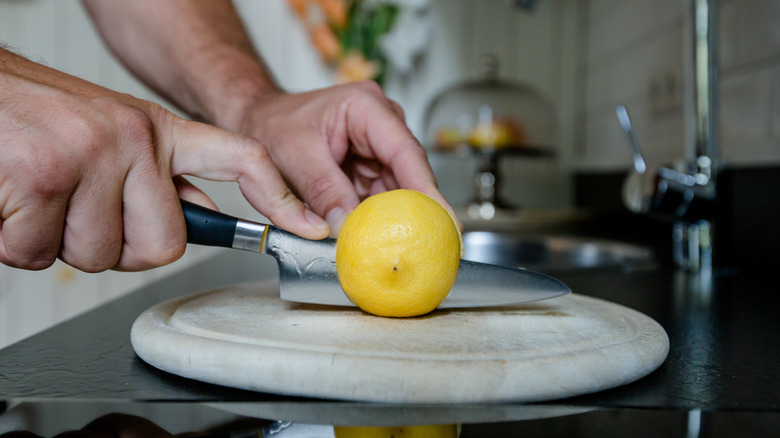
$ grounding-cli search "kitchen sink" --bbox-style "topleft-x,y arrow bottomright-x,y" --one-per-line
462,231 -> 656,273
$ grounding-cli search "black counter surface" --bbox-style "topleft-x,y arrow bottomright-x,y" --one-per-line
1,250 -> 779,432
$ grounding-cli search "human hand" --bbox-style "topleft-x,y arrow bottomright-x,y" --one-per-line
0,50 -> 329,272
232,81 -> 455,236
0,413 -> 173,438
80,1 -> 451,238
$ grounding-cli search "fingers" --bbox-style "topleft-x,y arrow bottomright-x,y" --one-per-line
344,85 -> 456,217
269,133 -> 362,236
0,202 -> 66,271
58,167 -> 125,273
379,166 -> 401,193
344,155 -> 382,199
80,413 -> 174,438
0,148 -> 74,270
305,157 -> 362,236
240,82 -> 455,236
388,98 -> 406,122
173,176 -> 218,210
265,140 -> 357,237
169,119 -> 331,240
114,154 -> 187,271
52,432 -> 112,438
355,106 -> 437,193
2,413 -> 174,438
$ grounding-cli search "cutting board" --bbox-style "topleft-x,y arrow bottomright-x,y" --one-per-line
131,280 -> 668,404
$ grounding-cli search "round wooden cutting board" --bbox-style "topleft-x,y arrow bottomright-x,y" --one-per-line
131,280 -> 669,404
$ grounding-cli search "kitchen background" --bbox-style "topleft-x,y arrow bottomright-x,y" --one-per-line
0,0 -> 777,349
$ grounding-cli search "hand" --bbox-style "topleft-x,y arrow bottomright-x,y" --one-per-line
80,1 -> 453,237
59,413 -> 174,438
0,412 -> 272,437
235,81 -> 453,236
0,413 -> 173,438
0,50 -> 329,272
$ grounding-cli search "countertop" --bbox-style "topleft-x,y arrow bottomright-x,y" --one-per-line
1,249 -> 779,433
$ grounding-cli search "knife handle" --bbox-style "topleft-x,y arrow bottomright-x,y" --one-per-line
180,199 -> 239,248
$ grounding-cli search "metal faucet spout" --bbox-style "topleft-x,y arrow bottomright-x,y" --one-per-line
688,0 -> 719,177
616,0 -> 720,272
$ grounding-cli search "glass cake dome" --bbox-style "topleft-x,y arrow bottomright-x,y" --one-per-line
423,56 -> 556,155
422,56 -> 557,219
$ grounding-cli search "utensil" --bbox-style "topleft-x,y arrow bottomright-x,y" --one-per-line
180,200 -> 571,308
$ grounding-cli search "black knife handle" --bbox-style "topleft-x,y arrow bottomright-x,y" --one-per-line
180,199 -> 238,248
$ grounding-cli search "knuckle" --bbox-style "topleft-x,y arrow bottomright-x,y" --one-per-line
62,243 -> 121,274
56,107 -> 118,161
143,239 -> 187,267
277,187 -> 299,206
302,176 -> 339,213
94,98 -> 167,159
390,99 -> 406,119
24,257 -> 57,271
238,138 -> 272,163
114,103 -> 157,148
352,80 -> 384,96
389,136 -> 427,162
133,230 -> 187,268
307,176 -> 336,200
23,151 -> 77,200
67,259 -> 110,274
3,248 -> 57,271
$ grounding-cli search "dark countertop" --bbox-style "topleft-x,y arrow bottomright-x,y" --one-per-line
1,249 -> 779,432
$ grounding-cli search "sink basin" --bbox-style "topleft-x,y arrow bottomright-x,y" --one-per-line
462,232 -> 655,273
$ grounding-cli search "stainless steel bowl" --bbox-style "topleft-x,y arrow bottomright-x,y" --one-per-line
463,231 -> 655,273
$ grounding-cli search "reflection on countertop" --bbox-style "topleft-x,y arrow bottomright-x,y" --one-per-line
2,402 -> 779,437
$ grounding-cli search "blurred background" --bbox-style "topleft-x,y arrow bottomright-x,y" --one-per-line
0,0 -> 778,349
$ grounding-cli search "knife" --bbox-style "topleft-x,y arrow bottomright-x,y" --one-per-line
180,200 -> 571,308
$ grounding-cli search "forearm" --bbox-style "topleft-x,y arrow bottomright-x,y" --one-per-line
81,0 -> 282,130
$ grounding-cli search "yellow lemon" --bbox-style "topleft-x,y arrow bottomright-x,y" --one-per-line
469,118 -> 525,149
335,189 -> 462,318
334,424 -> 460,438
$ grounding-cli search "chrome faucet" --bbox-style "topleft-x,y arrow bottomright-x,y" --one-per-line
617,0 -> 719,272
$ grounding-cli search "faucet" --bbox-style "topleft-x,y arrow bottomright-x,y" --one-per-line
617,0 -> 719,272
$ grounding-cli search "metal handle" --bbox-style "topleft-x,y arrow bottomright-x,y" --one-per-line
615,105 -> 647,174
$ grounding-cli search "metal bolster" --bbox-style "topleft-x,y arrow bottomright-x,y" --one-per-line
232,221 -> 268,253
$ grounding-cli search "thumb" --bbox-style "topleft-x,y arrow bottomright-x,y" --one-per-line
167,119 -> 330,239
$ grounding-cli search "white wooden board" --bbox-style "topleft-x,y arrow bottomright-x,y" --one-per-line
131,280 -> 668,403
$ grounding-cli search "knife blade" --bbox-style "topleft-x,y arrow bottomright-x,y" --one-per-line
181,200 -> 571,308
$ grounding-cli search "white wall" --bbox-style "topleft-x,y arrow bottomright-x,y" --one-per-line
580,0 -> 780,171
0,0 -> 582,348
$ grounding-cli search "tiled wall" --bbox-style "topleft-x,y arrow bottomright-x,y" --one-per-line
579,0 -> 780,171
0,0 -> 582,348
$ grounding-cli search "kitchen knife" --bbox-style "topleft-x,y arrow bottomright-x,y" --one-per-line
181,200 -> 571,308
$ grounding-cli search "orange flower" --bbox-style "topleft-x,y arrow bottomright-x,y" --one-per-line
315,0 -> 348,29
310,23 -> 341,62
287,0 -> 308,17
336,51 -> 379,83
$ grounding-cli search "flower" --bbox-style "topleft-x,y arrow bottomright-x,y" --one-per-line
288,0 -> 402,85
336,51 -> 380,83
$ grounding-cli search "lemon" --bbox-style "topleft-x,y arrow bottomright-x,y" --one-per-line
335,189 -> 462,318
334,425 -> 460,438
469,119 -> 525,149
